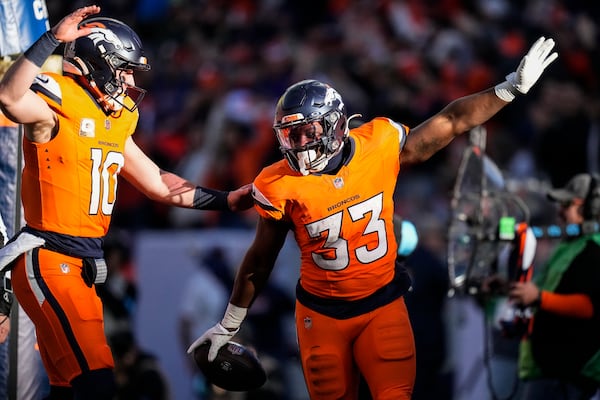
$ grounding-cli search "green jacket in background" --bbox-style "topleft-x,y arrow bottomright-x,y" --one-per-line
519,233 -> 600,381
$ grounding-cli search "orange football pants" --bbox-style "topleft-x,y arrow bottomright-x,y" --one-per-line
296,296 -> 416,400
11,247 -> 113,386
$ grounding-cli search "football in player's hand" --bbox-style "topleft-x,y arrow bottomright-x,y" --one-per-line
192,341 -> 267,391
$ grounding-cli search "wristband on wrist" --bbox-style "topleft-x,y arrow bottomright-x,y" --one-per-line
494,80 -> 518,102
24,31 -> 61,68
221,303 -> 247,330
193,186 -> 230,211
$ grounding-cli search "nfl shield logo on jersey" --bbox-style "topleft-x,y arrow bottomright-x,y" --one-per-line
334,177 -> 344,189
304,317 -> 312,330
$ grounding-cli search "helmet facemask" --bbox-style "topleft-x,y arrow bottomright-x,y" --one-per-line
97,53 -> 148,112
275,109 -> 348,175
274,80 -> 350,175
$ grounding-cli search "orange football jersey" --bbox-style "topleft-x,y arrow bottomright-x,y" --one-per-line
21,73 -> 138,238
253,117 -> 409,300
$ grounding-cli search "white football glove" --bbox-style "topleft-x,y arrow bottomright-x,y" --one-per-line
187,322 -> 239,362
495,36 -> 558,102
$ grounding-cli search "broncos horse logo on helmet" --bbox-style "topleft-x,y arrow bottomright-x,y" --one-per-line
62,17 -> 150,113
273,80 -> 358,175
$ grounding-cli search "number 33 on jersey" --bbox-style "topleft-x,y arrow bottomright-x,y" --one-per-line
253,117 -> 408,301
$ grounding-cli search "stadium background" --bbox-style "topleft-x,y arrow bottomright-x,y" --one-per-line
26,1 -> 600,399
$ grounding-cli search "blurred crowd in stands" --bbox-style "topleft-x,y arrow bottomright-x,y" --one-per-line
46,1 -> 599,399
48,0 -> 599,233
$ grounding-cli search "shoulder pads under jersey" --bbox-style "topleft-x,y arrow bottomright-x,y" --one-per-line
252,185 -> 278,213
31,74 -> 62,106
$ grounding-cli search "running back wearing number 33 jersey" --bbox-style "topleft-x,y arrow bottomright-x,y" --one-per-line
193,38 -> 559,399
254,117 -> 409,301
253,117 -> 416,399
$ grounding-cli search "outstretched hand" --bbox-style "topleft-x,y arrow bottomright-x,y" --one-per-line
227,183 -> 254,212
507,36 -> 558,95
51,5 -> 101,43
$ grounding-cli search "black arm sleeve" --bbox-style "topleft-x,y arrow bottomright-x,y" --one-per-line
192,187 -> 229,211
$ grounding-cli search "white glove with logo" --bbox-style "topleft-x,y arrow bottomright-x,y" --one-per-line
495,36 -> 558,102
187,322 -> 239,362
187,303 -> 247,362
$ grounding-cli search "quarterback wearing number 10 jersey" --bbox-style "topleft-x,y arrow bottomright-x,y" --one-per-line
1,12 -> 254,397
0,14 -> 158,395
253,116 -> 416,398
23,72 -> 137,239
11,71 -> 138,386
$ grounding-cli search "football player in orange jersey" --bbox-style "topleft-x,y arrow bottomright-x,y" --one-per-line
0,5 -> 252,399
189,34 -> 558,399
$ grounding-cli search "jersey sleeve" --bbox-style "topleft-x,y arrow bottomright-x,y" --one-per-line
252,161 -> 295,222
31,73 -> 63,109
385,118 -> 409,151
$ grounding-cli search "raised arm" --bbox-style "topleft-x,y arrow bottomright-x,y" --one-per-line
0,6 -> 100,142
402,36 -> 558,165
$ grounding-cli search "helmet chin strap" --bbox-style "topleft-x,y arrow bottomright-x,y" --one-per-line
104,95 -> 125,112
85,80 -> 124,113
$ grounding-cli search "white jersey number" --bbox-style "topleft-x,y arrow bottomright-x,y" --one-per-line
305,193 -> 387,271
89,148 -> 124,215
